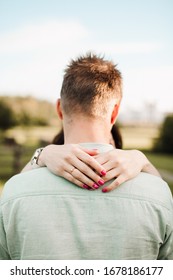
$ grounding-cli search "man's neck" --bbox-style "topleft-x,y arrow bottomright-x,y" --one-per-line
63,116 -> 111,144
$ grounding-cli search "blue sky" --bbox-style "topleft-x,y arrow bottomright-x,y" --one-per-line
0,0 -> 173,114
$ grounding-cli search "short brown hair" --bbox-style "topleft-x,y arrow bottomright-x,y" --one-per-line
60,53 -> 122,118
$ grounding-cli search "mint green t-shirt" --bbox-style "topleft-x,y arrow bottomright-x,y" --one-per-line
0,144 -> 173,259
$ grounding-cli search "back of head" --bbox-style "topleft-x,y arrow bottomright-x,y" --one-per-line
60,53 -> 122,119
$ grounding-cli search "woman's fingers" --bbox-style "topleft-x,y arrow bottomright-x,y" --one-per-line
64,171 -> 93,190
62,170 -> 95,190
41,144 -> 106,188
61,146 -> 106,189
102,167 -> 121,181
102,174 -> 126,193
64,158 -> 105,189
54,145 -> 106,189
94,152 -> 110,165
69,166 -> 102,189
76,147 -> 106,177
102,181 -> 119,193
102,166 -> 142,192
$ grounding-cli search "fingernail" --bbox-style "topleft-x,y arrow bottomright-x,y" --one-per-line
83,184 -> 91,190
102,188 -> 108,193
98,179 -> 105,186
93,183 -> 99,189
101,170 -> 106,176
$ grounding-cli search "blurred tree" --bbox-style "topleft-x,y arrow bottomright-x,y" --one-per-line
0,100 -> 17,130
19,111 -> 48,126
153,114 -> 173,154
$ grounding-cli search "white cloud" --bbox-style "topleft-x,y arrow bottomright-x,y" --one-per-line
0,20 -> 90,100
0,19 -> 163,55
0,20 -> 89,54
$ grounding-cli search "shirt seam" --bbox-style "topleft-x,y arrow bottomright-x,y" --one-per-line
1,192 -> 172,211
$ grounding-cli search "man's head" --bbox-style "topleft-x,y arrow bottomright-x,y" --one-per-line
59,53 -> 122,120
57,53 -> 123,144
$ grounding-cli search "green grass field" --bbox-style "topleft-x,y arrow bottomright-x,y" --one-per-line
120,125 -> 159,150
143,152 -> 173,193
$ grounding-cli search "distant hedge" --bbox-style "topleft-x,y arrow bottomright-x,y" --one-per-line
0,98 -> 49,130
0,95 -> 59,128
0,101 -> 17,130
153,114 -> 173,154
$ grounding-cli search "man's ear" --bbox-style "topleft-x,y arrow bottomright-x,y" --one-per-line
111,104 -> 120,124
56,99 -> 63,120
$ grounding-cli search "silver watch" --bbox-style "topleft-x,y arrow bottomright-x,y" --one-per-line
30,148 -> 44,169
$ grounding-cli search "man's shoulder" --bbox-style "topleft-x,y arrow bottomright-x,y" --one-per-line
0,168 -> 68,204
1,169 -> 172,211
111,172 -> 173,210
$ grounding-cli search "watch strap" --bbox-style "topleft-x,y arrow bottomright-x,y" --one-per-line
30,148 -> 44,169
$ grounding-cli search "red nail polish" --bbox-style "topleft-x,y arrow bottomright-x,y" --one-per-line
93,183 -> 99,189
83,184 -> 90,190
102,188 -> 108,193
98,179 -> 105,186
101,170 -> 106,176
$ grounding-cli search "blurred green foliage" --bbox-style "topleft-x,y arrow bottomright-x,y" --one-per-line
153,114 -> 173,154
0,100 -> 17,130
0,96 -> 60,129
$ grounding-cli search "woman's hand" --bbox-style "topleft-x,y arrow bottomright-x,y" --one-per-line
22,145 -> 160,193
95,149 -> 161,192
38,144 -> 106,190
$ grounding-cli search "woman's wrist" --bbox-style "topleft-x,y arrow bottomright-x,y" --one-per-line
37,146 -> 50,167
135,150 -> 161,177
135,150 -> 149,170
37,144 -> 60,168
